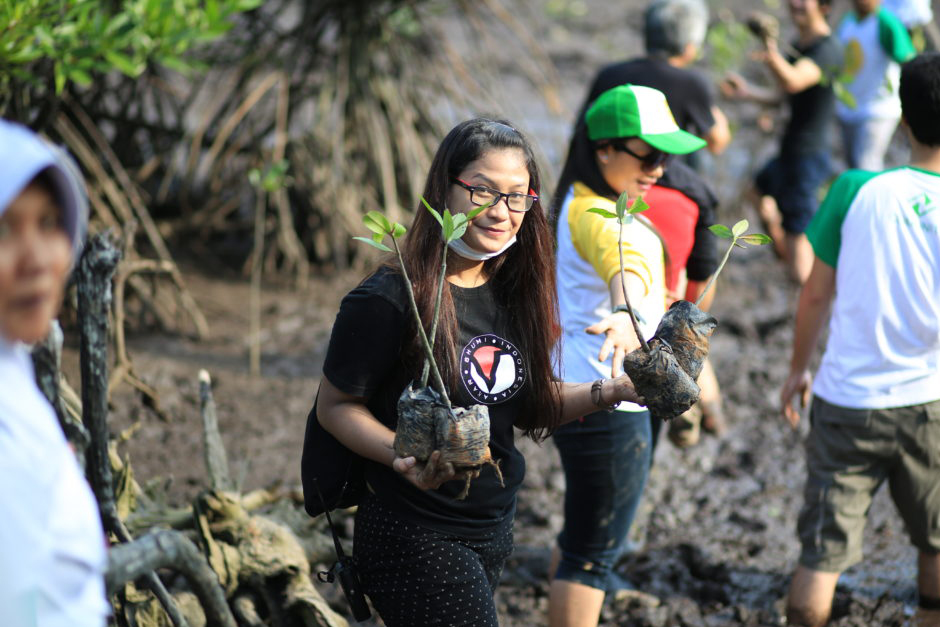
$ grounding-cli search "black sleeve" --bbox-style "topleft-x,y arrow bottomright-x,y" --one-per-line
657,159 -> 719,214
681,70 -> 717,138
806,36 -> 844,81
322,282 -> 406,398
686,202 -> 720,281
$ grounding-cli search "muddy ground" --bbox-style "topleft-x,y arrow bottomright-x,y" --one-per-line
62,1 -> 937,625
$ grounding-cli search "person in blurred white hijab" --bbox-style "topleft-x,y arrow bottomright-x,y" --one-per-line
0,119 -> 108,627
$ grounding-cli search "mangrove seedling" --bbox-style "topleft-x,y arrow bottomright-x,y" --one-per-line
587,190 -> 652,353
354,203 -> 502,498
589,193 -> 772,422
696,219 -> 773,307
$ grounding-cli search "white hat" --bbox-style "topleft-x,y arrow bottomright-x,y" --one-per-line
0,119 -> 88,259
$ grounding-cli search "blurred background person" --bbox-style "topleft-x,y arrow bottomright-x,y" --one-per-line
835,0 -> 916,171
721,0 -> 843,285
883,0 -> 939,51
0,119 -> 107,627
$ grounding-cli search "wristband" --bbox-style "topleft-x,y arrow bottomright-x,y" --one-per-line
591,378 -> 619,411
611,304 -> 645,324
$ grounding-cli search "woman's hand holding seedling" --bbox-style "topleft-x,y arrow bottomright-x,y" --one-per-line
605,374 -> 644,406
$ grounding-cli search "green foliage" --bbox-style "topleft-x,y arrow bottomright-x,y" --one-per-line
544,0 -> 587,20
697,219 -> 772,305
248,160 -> 291,193
588,191 -> 649,225
354,210 -> 407,253
706,20 -> 753,77
422,197 -> 487,244
0,0 -> 262,96
708,219 -> 772,248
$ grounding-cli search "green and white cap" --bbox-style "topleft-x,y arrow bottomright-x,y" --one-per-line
585,84 -> 707,155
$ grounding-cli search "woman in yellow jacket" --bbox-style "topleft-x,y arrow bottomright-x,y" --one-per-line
548,85 -> 705,627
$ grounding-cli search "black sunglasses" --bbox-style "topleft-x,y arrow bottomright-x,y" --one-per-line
611,141 -> 675,173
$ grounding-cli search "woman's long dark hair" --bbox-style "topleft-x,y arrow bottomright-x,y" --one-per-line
391,117 -> 562,440
550,116 -> 619,233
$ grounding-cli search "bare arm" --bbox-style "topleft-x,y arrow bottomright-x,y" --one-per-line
317,377 -> 460,489
720,71 -> 782,106
780,258 -> 836,427
555,376 -> 642,425
585,271 -> 648,377
704,106 -> 732,155
762,42 -> 823,94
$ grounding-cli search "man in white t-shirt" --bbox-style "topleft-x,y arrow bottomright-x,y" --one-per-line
780,53 -> 940,627
0,119 -> 108,627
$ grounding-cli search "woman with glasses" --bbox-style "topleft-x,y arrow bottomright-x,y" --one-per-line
306,117 -> 643,627
547,84 -> 706,627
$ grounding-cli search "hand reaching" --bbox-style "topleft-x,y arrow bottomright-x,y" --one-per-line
720,72 -> 750,100
586,311 -> 641,377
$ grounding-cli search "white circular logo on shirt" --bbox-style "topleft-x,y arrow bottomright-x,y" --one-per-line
460,334 -> 526,404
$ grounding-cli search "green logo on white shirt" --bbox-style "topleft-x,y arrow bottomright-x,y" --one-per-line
911,193 -> 936,218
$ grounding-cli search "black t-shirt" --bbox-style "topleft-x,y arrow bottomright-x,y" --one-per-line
321,267 -> 528,536
781,34 -> 843,155
584,56 -> 717,139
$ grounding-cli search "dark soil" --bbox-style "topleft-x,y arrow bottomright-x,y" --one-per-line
65,1 -> 935,625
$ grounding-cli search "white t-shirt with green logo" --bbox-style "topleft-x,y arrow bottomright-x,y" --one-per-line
806,166 -> 940,409
836,8 -> 916,123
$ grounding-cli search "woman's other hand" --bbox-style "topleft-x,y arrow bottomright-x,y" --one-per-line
394,450 -> 466,491
586,311 -> 641,377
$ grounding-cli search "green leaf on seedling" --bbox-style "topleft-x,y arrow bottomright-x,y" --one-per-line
732,219 -> 749,237
353,236 -> 393,252
615,191 -> 629,220
392,223 -> 407,239
739,233 -> 772,245
629,196 -> 650,214
452,223 -> 470,241
467,204 -> 488,220
442,210 -> 454,240
421,197 -> 444,227
588,207 -> 618,219
363,211 -> 392,236
709,224 -> 734,239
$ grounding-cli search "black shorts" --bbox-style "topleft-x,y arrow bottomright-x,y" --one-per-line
755,151 -> 832,234
353,492 -> 513,627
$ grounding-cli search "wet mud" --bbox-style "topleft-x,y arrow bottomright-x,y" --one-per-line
64,0 -> 932,624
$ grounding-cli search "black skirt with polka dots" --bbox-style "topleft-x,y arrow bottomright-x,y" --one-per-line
354,492 -> 514,627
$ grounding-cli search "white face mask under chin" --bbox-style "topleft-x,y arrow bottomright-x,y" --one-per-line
447,235 -> 517,261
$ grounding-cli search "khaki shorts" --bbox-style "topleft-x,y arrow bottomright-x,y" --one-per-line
797,396 -> 940,572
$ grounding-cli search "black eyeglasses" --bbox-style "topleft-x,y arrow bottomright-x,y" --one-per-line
611,142 -> 675,173
453,179 -> 538,213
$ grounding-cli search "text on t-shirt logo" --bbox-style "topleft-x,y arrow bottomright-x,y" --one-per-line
460,334 -> 526,404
